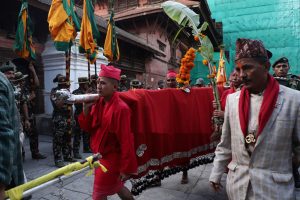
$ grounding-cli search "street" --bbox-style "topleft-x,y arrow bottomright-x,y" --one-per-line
22,135 -> 300,200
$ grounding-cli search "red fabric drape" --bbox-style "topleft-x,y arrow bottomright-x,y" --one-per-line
238,75 -> 279,140
118,87 -> 223,177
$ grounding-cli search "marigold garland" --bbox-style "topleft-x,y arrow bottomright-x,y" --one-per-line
194,35 -> 199,42
176,47 -> 196,85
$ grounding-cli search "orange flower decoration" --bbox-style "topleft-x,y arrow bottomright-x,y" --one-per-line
194,35 -> 199,42
176,47 -> 196,85
202,59 -> 208,66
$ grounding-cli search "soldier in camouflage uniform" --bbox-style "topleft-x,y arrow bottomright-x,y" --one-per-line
50,75 -> 75,167
273,57 -> 300,90
118,75 -> 128,91
273,57 -> 300,188
22,62 -> 47,159
12,72 -> 30,161
72,77 -> 91,159
130,79 -> 142,89
89,74 -> 98,94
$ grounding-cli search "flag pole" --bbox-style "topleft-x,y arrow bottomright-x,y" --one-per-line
66,46 -> 72,148
94,60 -> 97,76
88,54 -> 91,82
65,45 -> 71,82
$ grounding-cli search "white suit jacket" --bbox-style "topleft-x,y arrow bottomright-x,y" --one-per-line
209,85 -> 300,200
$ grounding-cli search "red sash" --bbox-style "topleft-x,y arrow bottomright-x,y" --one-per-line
238,74 -> 279,140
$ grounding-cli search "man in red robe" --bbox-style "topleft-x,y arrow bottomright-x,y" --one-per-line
165,69 -> 178,88
78,64 -> 137,200
165,69 -> 189,184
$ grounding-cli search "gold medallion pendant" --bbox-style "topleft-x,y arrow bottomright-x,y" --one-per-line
245,133 -> 256,144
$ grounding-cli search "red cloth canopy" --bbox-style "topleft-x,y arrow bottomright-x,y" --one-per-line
118,87 -> 224,177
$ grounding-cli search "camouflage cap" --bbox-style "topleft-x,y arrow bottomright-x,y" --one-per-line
272,57 -> 289,68
57,76 -> 69,85
77,77 -> 89,83
53,74 -> 64,83
130,79 -> 142,86
12,71 -> 28,82
120,75 -> 127,80
0,61 -> 16,73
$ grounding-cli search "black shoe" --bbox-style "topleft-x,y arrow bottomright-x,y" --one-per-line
32,153 -> 47,160
73,153 -> 82,159
64,157 -> 77,162
55,160 -> 65,168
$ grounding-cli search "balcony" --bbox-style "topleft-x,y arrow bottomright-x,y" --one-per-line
113,0 -> 139,12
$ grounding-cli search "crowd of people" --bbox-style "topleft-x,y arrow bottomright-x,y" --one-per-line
0,60 -> 45,200
0,37 -> 300,200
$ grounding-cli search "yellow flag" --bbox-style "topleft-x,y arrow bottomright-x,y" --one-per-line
47,0 -> 78,51
216,49 -> 227,86
104,12 -> 120,62
79,0 -> 100,64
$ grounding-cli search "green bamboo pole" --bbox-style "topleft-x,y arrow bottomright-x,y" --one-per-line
5,154 -> 106,200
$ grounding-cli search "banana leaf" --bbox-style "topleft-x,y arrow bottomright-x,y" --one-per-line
162,1 -> 199,34
198,22 -> 208,33
200,35 -> 214,61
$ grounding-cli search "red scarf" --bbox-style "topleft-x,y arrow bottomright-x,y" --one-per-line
221,87 -> 236,110
238,74 -> 279,140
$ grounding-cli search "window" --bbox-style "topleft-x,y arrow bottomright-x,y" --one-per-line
157,40 -> 166,52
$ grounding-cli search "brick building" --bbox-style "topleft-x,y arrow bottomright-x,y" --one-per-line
94,0 -> 222,88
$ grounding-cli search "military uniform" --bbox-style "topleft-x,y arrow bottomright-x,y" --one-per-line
12,72 -> 29,160
50,75 -> 74,167
273,74 -> 300,90
130,79 -> 142,89
14,72 -> 46,159
273,57 -> 300,90
89,74 -> 98,94
72,77 -> 91,158
118,75 -> 128,91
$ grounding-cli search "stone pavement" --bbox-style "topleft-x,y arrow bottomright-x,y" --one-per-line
22,135 -> 300,200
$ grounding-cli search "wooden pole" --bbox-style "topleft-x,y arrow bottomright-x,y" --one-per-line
88,57 -> 91,83
65,47 -> 72,148
94,60 -> 97,76
65,47 -> 71,82
208,61 -> 223,141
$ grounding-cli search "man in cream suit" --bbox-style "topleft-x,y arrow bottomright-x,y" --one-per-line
209,38 -> 300,200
